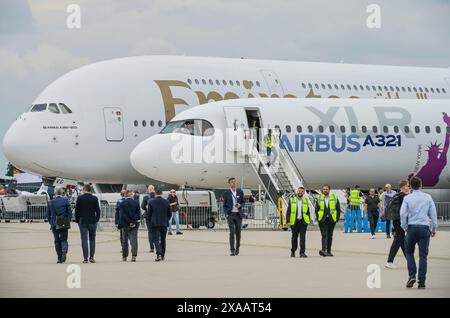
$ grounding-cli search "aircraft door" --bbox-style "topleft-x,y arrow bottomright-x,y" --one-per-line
103,107 -> 124,142
260,69 -> 285,97
223,106 -> 248,152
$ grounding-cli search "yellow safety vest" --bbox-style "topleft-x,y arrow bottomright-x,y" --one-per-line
290,196 -> 310,225
350,189 -> 361,206
317,194 -> 338,222
264,134 -> 275,148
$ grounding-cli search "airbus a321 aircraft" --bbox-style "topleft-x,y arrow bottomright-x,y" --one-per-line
2,56 -> 450,184
130,98 -> 450,190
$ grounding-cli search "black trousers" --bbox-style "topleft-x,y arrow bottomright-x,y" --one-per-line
319,218 -> 336,253
227,213 -> 242,252
367,211 -> 379,235
387,219 -> 406,263
385,219 -> 391,235
152,226 -> 167,257
291,221 -> 308,254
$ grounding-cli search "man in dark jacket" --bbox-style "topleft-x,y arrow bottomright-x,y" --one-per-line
75,185 -> 101,263
146,188 -> 171,261
286,187 -> 311,258
141,185 -> 156,253
119,190 -> 141,262
385,180 -> 410,269
115,190 -> 126,251
315,184 -> 341,257
47,188 -> 72,263
223,177 -> 245,256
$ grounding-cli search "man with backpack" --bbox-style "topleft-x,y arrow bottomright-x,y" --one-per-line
47,187 -> 72,263
381,183 -> 396,238
385,180 -> 410,269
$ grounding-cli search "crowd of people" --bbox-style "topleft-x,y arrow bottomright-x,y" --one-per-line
45,176 -> 438,289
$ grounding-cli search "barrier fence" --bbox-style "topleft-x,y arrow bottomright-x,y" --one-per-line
2,199 -> 450,227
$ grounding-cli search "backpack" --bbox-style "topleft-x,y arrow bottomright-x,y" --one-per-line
385,193 -> 403,221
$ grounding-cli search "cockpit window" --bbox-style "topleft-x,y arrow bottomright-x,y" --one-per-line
59,103 -> 72,114
161,119 -> 214,136
48,103 -> 60,114
30,104 -> 47,112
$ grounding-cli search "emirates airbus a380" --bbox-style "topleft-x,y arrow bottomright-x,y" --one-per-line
2,55 -> 450,185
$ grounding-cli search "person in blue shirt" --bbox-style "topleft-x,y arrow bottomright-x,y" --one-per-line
47,187 -> 72,263
400,177 -> 438,289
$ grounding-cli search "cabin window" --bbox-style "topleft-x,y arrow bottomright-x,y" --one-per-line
415,126 -> 420,133
340,126 -> 346,133
150,120 -> 154,127
142,120 -> 147,127
48,103 -> 60,114
59,103 -> 72,114
436,126 -> 442,133
372,126 -> 378,133
297,125 -> 302,133
393,126 -> 399,133
30,104 -> 47,112
318,126 -> 324,133
302,83 -> 306,89
329,126 -> 335,133
351,126 -> 356,133
286,125 -> 291,133
442,88 -> 447,93
361,126 -> 367,133
158,120 -> 163,127
308,125 -> 313,133
404,126 -> 410,133
383,126 -> 389,133
161,119 -> 214,136
134,120 -> 138,127
425,126 -> 431,133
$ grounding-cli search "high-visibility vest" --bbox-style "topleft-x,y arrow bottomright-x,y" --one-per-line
317,194 -> 338,222
289,196 -> 310,225
350,189 -> 361,206
264,134 -> 275,148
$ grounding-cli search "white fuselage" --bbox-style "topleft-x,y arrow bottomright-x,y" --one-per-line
130,98 -> 450,189
2,56 -> 450,184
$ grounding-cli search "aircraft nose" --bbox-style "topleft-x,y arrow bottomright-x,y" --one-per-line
130,134 -> 165,180
2,120 -> 32,171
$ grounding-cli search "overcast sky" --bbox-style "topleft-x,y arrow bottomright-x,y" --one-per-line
1,0 -> 449,175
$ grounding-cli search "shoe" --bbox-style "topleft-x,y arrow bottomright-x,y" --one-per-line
61,253 -> 67,263
150,249 -> 155,253
168,231 -> 173,235
406,277 -> 416,288
319,250 -> 327,257
155,256 -> 162,262
89,257 -> 96,263
131,256 -> 136,262
122,257 -> 127,262
161,256 -> 165,261
82,259 -> 88,264
300,253 -> 308,258
387,234 -> 391,239
371,235 -> 375,239
418,285 -> 426,289
290,252 -> 295,258
235,249 -> 239,256
56,260 -> 62,264
385,262 -> 397,269
176,231 -> 183,235
230,252 -> 236,256
326,252 -> 334,257
242,224 -> 249,229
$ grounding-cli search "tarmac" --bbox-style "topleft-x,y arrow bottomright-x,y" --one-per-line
0,222 -> 449,298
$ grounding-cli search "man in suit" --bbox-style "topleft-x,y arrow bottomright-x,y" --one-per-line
146,188 -> 172,261
115,190 -> 126,252
119,190 -> 141,262
141,185 -> 156,253
75,185 -> 101,263
223,177 -> 245,256
47,187 -> 72,263
286,186 -> 311,258
315,184 -> 341,257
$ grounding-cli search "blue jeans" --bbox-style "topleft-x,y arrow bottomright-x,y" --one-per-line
51,227 -> 68,261
168,211 -> 181,232
405,225 -> 431,286
78,223 -> 97,259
